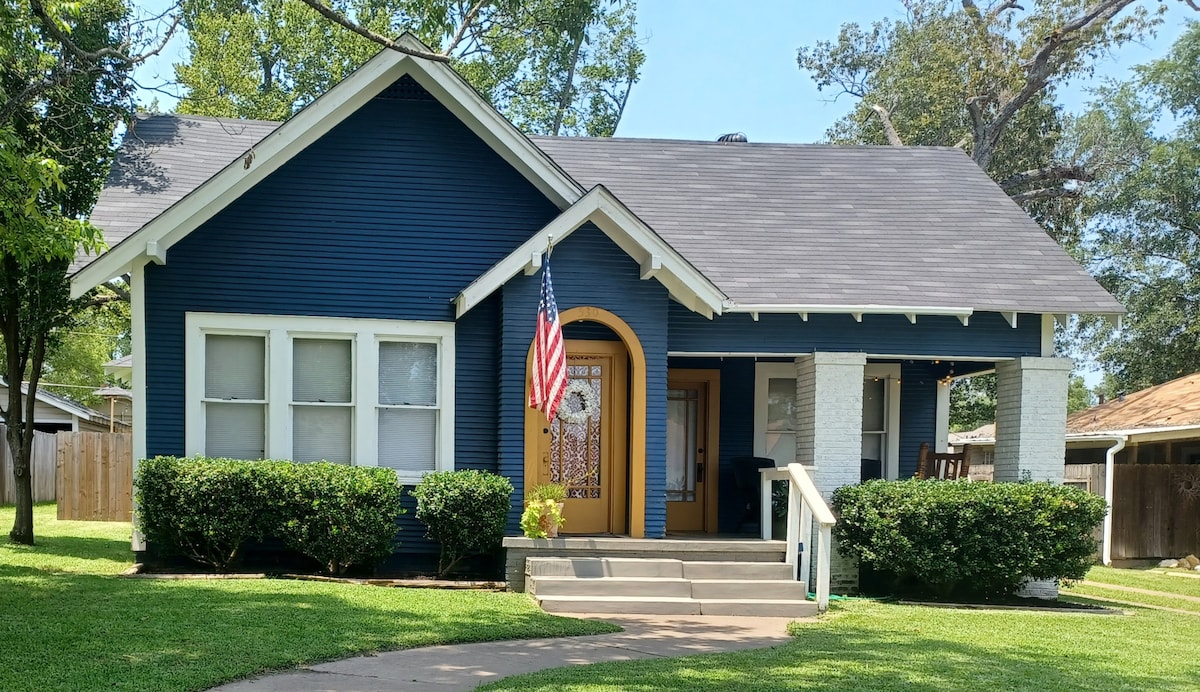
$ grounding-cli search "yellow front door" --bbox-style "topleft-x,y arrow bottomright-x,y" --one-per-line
666,370 -> 720,533
528,340 -> 628,535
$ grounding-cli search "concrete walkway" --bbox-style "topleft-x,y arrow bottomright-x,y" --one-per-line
211,614 -> 798,691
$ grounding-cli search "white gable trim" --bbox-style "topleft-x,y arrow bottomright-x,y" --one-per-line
455,185 -> 727,319
71,36 -> 584,299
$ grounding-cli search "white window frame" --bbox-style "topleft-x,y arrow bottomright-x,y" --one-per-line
753,361 -> 901,479
185,312 -> 455,483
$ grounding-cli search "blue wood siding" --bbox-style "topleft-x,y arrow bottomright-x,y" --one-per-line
669,306 -> 1042,358
899,361 -> 941,478
144,76 -> 559,463
499,224 -> 670,537
143,77 -> 559,562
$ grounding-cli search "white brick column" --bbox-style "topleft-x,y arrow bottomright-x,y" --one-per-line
993,356 -> 1072,600
795,352 -> 867,496
993,357 -> 1072,483
795,352 -> 865,595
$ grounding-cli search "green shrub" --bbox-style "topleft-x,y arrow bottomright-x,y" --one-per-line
520,500 -> 564,539
135,456 -> 278,570
135,457 -> 404,574
832,479 -> 1107,598
274,463 -> 405,575
410,470 -> 513,577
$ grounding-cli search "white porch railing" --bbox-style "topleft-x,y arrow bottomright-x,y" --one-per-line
760,463 -> 835,613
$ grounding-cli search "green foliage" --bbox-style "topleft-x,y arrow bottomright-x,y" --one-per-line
950,373 -> 1094,432
135,457 -> 404,574
527,482 -> 567,502
520,499 -> 564,539
273,462 -> 404,575
833,479 -> 1107,598
135,456 -> 273,570
796,0 -> 1164,244
176,0 -> 644,136
410,470 -> 513,577
1073,22 -> 1200,392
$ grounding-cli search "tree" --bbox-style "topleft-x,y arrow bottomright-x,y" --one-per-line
950,372 -> 1093,431
175,0 -> 644,136
1,0 -> 169,543
1072,21 -> 1200,392
795,0 -> 1190,243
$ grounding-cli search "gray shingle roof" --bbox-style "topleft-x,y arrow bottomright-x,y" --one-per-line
531,136 -> 1122,314
76,114 -> 279,273
81,114 -> 1122,314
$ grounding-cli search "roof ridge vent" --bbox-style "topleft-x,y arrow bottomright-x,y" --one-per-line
717,132 -> 747,143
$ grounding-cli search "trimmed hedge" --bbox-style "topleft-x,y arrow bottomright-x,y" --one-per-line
135,456 -> 403,574
410,470 -> 513,577
832,479 -> 1107,598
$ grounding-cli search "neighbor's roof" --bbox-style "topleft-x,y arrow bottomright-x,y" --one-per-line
78,114 -> 1123,315
1067,373 -> 1200,434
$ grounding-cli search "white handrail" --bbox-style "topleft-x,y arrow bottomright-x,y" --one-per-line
764,463 -> 835,613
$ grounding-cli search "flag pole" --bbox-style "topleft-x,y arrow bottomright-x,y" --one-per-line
546,233 -> 554,260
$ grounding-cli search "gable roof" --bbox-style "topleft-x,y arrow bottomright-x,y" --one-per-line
70,35 -> 583,298
456,185 -> 727,318
0,379 -> 107,423
1067,373 -> 1200,434
532,137 -> 1123,316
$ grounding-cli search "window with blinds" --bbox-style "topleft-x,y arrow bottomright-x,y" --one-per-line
377,341 -> 438,473
203,334 -> 266,460
292,338 -> 353,463
187,313 -> 453,478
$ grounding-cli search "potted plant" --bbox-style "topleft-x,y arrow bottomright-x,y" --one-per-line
521,482 -> 567,538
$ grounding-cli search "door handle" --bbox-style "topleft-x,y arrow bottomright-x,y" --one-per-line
696,462 -> 705,483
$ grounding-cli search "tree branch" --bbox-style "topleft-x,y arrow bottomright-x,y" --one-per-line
29,0 -> 182,67
1010,186 -> 1083,204
870,104 -> 904,146
292,0 -> 452,62
998,165 -> 1094,190
443,0 -> 490,56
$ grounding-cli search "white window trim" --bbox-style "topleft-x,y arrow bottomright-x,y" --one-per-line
753,361 -> 901,479
185,312 -> 455,483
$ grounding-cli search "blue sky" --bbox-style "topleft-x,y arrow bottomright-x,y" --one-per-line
133,0 -> 1193,142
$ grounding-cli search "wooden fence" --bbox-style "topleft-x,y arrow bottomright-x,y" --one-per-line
56,431 -> 132,522
1112,464 -> 1200,559
0,426 -> 57,504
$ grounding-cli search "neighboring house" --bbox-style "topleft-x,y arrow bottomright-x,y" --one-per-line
951,372 -> 1200,562
70,39 -> 1122,575
0,380 -> 126,433
104,355 -> 132,387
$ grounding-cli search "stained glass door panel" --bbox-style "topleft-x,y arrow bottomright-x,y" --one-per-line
549,363 -> 604,499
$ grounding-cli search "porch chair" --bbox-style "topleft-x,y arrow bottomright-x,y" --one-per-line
914,442 -> 971,480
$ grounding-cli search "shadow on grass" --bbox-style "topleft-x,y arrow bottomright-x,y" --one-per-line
0,564 -> 608,692
483,606 -> 1189,692
1,534 -> 132,563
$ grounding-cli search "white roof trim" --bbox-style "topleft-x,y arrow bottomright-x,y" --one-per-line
455,185 -> 726,319
71,35 -> 584,299
723,304 -> 975,322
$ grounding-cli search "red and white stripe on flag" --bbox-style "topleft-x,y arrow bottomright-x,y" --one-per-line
529,259 -> 567,421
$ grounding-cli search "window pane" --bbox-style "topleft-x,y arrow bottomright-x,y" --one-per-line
378,408 -> 436,472
205,335 -> 265,400
766,377 -> 797,432
863,378 -> 886,431
667,390 -> 698,502
379,342 -> 437,406
293,406 -> 352,463
206,402 -> 265,459
765,431 -> 795,466
293,339 -> 352,403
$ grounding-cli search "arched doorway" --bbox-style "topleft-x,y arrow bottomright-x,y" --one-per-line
524,307 -> 647,537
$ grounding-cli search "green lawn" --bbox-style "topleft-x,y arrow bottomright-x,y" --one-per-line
0,503 -> 617,692
1063,564 -> 1200,613
483,588 -> 1200,691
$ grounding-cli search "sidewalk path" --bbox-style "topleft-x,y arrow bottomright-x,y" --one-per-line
211,614 -> 798,691
1079,580 -> 1200,604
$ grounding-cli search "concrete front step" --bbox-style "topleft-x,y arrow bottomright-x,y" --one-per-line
526,557 -> 683,579
531,576 -> 693,598
525,556 -> 814,617
690,579 -> 809,600
537,595 -> 818,617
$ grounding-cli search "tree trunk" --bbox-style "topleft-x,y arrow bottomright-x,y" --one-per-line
7,423 -> 33,544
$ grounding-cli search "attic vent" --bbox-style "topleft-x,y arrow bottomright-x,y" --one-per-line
377,75 -> 436,101
717,132 -> 748,143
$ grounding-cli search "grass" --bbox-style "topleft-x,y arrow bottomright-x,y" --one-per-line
1062,565 -> 1200,613
482,592 -> 1200,691
0,503 -> 617,692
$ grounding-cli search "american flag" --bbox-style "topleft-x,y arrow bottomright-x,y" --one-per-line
529,258 -> 567,421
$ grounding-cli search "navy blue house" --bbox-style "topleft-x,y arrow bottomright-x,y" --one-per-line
74,40 -> 1123,570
